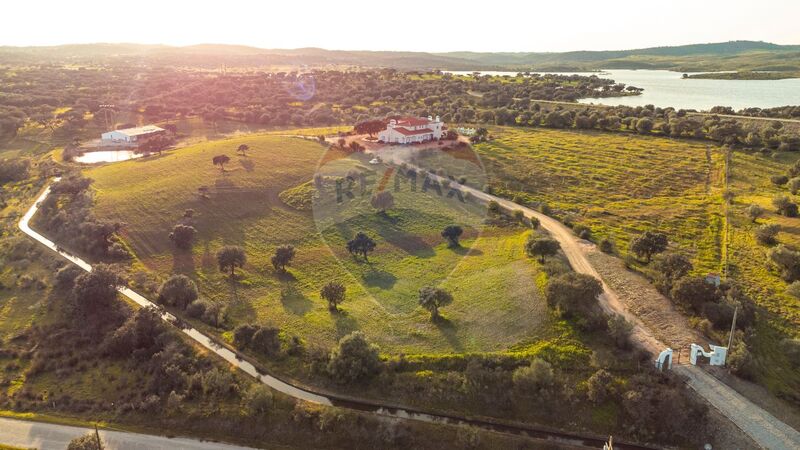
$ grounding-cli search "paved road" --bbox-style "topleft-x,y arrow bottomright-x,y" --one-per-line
0,417 -> 252,450
676,366 -> 800,450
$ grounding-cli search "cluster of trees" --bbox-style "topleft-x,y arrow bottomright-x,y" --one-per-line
38,174 -> 129,260
718,105 -> 800,120
0,157 -> 30,184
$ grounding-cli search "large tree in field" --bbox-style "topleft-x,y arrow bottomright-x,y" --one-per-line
441,225 -> 463,247
354,119 -> 386,138
212,154 -> 230,172
216,245 -> 247,278
629,231 -> 668,263
418,286 -> 453,320
157,274 -> 199,309
320,281 -> 346,311
169,224 -> 196,249
72,264 -> 125,311
370,191 -> 394,214
347,232 -> 376,262
271,244 -> 296,272
525,237 -> 561,263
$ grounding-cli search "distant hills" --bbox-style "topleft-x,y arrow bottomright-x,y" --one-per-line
1,40 -> 799,72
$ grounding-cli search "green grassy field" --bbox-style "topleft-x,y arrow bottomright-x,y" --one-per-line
86,134 -> 561,354
473,127 -> 726,273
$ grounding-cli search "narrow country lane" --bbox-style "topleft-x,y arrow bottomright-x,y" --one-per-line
675,366 -> 800,450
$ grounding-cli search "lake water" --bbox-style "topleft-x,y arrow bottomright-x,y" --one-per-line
449,69 -> 800,111
75,150 -> 143,163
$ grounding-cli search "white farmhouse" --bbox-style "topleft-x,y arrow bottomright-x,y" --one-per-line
101,125 -> 165,144
378,116 -> 443,144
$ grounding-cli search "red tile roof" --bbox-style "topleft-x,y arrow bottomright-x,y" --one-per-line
392,127 -> 434,136
395,117 -> 432,126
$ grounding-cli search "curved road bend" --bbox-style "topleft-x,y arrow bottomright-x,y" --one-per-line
17,180 -> 656,450
402,165 -> 800,450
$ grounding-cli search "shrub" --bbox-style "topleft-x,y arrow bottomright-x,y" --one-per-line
787,281 -> 800,298
185,300 -> 208,318
790,178 -> 800,195
55,265 -> 83,288
67,432 -> 104,450
671,277 -> 719,311
727,334 -> 756,380
747,204 -> 764,222
201,368 -> 238,398
242,384 -> 273,415
546,272 -> 605,330
607,314 -> 634,349
769,245 -> 800,281
755,223 -> 780,245
251,326 -> 281,355
512,358 -> 554,393
586,369 -> 616,404
781,338 -> 800,368
529,217 -> 540,229
773,194 -> 799,217
233,324 -> 258,349
487,200 -> 501,216
327,331 -> 382,384
573,224 -> 591,240
157,275 -> 198,309
599,238 -> 614,254
771,175 -> 789,186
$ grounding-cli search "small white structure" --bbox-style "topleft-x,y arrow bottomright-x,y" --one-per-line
101,125 -> 164,143
654,348 -> 673,371
378,116 -> 443,144
689,343 -> 728,366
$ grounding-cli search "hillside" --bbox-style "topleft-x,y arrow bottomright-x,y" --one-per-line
2,40 -> 799,71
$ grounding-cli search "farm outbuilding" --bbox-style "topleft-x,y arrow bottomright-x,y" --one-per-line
101,125 -> 165,143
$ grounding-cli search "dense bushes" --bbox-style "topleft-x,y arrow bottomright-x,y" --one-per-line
326,331 -> 382,384
38,173 -> 129,260
545,272 -> 605,330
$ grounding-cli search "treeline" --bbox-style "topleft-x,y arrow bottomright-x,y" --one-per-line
0,66 -> 635,140
712,105 -> 800,120
473,103 -> 800,150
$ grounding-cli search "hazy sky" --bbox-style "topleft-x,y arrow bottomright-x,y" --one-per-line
2,0 -> 798,52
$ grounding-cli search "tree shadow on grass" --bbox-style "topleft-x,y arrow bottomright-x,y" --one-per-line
433,316 -> 464,352
280,282 -> 313,316
449,245 -> 483,257
239,158 -> 256,172
200,242 -> 216,272
171,248 -> 196,275
361,267 -> 397,289
332,309 -> 359,340
275,270 -> 297,282
374,221 -> 435,258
